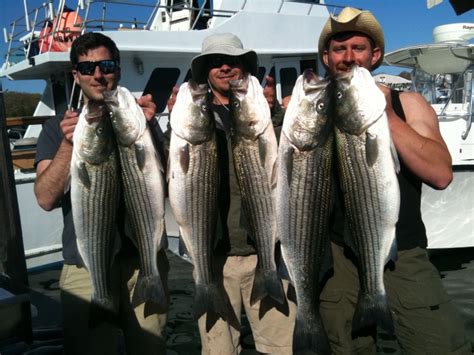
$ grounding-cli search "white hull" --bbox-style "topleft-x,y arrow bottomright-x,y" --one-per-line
422,170 -> 474,249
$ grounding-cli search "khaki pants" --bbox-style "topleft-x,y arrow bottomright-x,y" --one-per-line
60,250 -> 169,355
319,242 -> 471,355
198,255 -> 296,355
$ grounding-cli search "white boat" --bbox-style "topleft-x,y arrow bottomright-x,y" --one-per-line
1,0 -> 334,268
385,23 -> 474,249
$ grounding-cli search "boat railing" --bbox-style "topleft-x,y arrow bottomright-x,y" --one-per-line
2,0 -> 337,70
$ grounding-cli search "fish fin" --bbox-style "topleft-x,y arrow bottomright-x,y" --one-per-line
78,162 -> 91,188
365,132 -> 379,167
193,284 -> 240,332
179,143 -> 190,174
284,145 -> 294,187
390,139 -> 400,173
250,269 -> 285,306
286,283 -> 297,305
293,309 -> 331,355
386,236 -> 398,265
352,293 -> 394,334
258,137 -> 267,169
134,142 -> 146,171
277,255 -> 291,281
132,272 -> 168,310
259,293 -> 290,320
178,236 -> 188,257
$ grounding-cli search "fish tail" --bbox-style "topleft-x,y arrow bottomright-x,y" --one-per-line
250,269 -> 285,306
292,309 -> 331,355
132,273 -> 167,309
193,284 -> 240,332
352,293 -> 394,333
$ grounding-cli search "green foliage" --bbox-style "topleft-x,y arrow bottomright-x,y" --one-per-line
4,91 -> 41,118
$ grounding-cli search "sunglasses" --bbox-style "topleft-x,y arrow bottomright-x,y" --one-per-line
207,56 -> 242,70
75,60 -> 119,75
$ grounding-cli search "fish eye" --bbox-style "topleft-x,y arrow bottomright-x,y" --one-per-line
97,127 -> 103,134
316,101 -> 325,112
336,91 -> 343,100
202,104 -> 208,112
233,101 -> 240,108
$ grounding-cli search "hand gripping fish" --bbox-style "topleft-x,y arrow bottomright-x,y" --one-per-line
71,102 -> 120,319
229,75 -> 285,309
103,86 -> 168,312
332,65 -> 400,334
168,81 -> 240,332
276,69 -> 332,354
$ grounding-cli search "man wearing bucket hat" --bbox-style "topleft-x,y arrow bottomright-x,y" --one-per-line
317,7 -> 471,355
186,32 -> 295,355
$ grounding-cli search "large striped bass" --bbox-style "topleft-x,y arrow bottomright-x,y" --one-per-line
103,86 -> 167,310
228,75 -> 285,308
71,102 -> 120,314
331,65 -> 400,333
168,81 -> 239,332
276,70 -> 332,354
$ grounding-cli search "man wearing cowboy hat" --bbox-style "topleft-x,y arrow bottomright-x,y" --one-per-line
317,7 -> 470,355
189,32 -> 295,355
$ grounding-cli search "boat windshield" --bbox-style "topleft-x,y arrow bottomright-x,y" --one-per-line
412,66 -> 473,111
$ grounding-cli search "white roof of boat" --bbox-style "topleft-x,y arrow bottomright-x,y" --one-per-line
384,42 -> 474,75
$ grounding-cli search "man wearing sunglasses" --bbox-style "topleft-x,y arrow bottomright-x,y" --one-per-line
34,32 -> 168,355
183,32 -> 295,355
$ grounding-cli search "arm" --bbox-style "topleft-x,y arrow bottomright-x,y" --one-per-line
380,86 -> 452,190
34,110 -> 78,211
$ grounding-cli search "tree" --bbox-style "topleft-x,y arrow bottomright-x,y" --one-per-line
4,92 -> 41,118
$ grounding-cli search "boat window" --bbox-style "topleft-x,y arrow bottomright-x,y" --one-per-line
143,68 -> 181,113
257,67 -> 267,83
280,67 -> 298,98
300,59 -> 318,75
184,69 -> 192,83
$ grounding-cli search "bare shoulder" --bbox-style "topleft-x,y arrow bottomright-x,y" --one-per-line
399,91 -> 442,138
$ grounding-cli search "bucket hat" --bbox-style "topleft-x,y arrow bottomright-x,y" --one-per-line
318,7 -> 385,69
191,33 -> 258,83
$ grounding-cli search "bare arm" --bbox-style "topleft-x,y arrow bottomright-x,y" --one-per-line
34,110 -> 78,211
380,86 -> 452,190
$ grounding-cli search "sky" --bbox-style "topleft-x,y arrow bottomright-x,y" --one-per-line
0,0 -> 472,93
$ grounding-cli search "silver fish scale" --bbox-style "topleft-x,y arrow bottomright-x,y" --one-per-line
286,138 -> 333,306
77,157 -> 120,302
336,130 -> 388,294
120,148 -> 162,276
232,138 -> 274,268
182,140 -> 219,285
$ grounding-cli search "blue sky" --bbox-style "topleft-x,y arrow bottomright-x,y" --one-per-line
0,0 -> 472,93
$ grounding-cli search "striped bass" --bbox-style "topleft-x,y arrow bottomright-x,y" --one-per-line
228,75 -> 285,308
103,86 -> 167,310
331,65 -> 400,333
276,70 -> 332,354
71,102 -> 120,314
168,81 -> 239,331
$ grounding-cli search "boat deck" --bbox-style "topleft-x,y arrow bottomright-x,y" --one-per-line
1,249 -> 473,354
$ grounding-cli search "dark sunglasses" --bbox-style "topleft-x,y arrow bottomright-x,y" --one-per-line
75,60 -> 119,75
207,56 -> 242,70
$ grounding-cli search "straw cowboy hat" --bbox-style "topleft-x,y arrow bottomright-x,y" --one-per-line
191,33 -> 258,83
318,7 -> 385,69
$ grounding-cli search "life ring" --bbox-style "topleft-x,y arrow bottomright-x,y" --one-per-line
39,10 -> 82,53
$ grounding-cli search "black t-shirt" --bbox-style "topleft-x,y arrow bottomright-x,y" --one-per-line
35,115 -> 82,265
